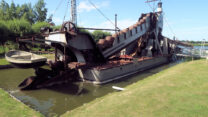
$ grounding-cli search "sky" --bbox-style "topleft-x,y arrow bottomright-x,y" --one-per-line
6,0 -> 208,41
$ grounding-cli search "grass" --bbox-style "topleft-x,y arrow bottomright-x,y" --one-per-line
0,88 -> 43,117
0,58 -> 10,65
42,54 -> 55,61
62,59 -> 208,117
0,46 -> 9,54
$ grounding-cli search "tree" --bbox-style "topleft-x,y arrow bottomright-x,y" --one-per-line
0,0 -> 8,11
15,3 -> 36,24
77,27 -> 91,35
47,14 -> 53,23
8,2 -> 16,19
92,30 -> 111,42
0,20 -> 9,45
0,0 -> 9,20
34,0 -> 47,22
7,19 -> 32,37
22,3 -> 36,24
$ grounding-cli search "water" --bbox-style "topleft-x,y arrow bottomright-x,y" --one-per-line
0,61 -> 181,116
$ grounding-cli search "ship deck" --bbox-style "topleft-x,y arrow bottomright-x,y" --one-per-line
92,56 -> 154,70
68,55 -> 167,71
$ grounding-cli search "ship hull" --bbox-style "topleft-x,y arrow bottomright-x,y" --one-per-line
80,56 -> 169,84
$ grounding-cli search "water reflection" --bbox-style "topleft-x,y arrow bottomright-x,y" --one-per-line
46,83 -> 88,95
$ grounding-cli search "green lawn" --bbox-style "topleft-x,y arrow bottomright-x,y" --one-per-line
62,59 -> 208,117
0,88 -> 43,117
0,58 -> 10,65
42,54 -> 55,61
0,46 -> 8,54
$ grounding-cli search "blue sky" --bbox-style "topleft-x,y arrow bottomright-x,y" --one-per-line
6,0 -> 208,41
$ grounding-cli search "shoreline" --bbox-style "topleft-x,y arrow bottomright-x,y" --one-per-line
62,59 -> 208,117
0,88 -> 43,117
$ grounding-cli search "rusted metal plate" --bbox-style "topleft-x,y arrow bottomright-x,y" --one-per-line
68,62 -> 86,69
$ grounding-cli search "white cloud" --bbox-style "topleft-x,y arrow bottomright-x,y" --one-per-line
78,0 -> 109,13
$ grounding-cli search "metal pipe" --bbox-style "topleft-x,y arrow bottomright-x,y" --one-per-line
78,27 -> 120,31
34,38 -> 67,46
115,14 -> 117,34
145,0 -> 158,3
71,0 -> 77,26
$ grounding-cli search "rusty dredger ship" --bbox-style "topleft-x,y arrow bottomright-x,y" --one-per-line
8,1 -> 190,89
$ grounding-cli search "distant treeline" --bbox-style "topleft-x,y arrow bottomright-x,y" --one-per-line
0,0 -> 111,46
0,0 -> 53,45
181,40 -> 208,46
80,29 -> 111,42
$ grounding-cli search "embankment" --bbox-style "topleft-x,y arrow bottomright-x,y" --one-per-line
62,59 -> 208,117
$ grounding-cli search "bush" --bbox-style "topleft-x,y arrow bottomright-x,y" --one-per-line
92,30 -> 111,42
32,21 -> 51,33
0,20 -> 9,44
4,41 -> 18,50
7,19 -> 32,37
52,25 -> 61,31
78,27 -> 91,35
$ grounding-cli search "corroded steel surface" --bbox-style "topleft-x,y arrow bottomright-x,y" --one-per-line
97,13 -> 150,51
92,56 -> 154,70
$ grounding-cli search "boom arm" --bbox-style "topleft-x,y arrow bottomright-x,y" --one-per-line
101,14 -> 154,58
